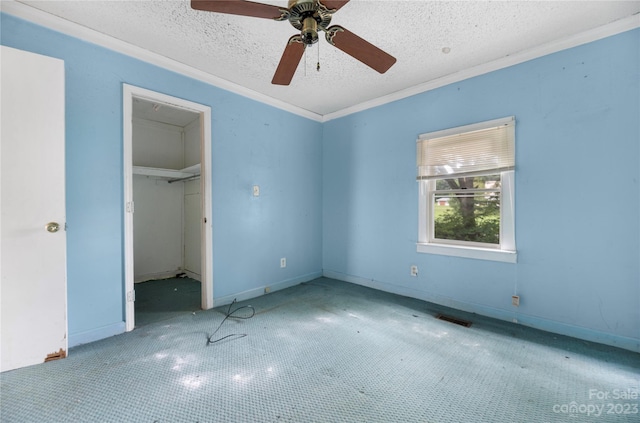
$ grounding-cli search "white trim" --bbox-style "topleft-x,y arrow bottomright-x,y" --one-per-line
123,84 -> 214,332
123,87 -> 135,331
2,1 -> 637,122
418,116 -> 514,141
500,171 -> 516,251
323,15 -> 640,122
133,270 -> 181,284
183,269 -> 201,282
417,170 -> 516,263
416,242 -> 517,263
417,118 -> 516,260
0,0 -> 322,122
200,103 -> 214,311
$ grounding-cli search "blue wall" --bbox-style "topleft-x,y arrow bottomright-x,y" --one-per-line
323,29 -> 640,351
2,13 -> 638,352
1,14 -> 323,346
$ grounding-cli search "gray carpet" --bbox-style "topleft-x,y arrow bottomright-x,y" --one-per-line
135,277 -> 201,327
1,278 -> 638,422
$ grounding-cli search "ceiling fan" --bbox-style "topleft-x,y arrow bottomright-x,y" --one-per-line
191,0 -> 396,85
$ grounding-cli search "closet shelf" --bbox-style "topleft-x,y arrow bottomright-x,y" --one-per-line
133,163 -> 201,180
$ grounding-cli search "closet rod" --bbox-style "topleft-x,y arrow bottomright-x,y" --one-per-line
167,174 -> 200,184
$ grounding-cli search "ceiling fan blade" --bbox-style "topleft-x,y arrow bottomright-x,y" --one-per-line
191,0 -> 284,19
272,35 -> 305,85
325,25 -> 396,74
320,0 -> 350,12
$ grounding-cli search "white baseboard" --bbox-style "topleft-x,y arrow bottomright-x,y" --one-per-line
184,269 -> 201,282
134,270 -> 182,283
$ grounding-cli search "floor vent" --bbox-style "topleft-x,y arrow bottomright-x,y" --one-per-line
436,314 -> 472,327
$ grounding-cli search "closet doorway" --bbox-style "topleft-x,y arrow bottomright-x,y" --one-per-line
123,85 -> 212,331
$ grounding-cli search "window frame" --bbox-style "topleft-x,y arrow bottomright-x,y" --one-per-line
417,117 -> 517,263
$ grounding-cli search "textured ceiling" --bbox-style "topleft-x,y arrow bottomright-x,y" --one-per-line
12,0 -> 640,116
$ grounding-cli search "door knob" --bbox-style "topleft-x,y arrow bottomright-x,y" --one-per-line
45,222 -> 60,233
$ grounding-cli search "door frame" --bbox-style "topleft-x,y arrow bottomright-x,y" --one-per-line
123,84 -> 213,331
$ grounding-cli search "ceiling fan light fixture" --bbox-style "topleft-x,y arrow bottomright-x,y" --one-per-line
190,0 -> 396,85
302,16 -> 319,45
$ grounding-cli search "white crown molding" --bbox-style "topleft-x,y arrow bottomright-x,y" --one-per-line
2,1 -> 638,123
0,0 -> 323,122
322,13 -> 640,122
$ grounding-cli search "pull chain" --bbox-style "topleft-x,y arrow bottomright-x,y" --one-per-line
316,40 -> 320,72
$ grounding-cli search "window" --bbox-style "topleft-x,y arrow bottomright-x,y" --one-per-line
416,117 -> 516,263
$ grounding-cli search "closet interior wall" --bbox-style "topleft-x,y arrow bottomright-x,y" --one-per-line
132,113 -> 201,283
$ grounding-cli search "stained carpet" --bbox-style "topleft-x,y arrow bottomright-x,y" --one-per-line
1,278 -> 638,422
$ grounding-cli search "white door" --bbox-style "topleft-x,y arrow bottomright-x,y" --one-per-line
0,46 -> 67,372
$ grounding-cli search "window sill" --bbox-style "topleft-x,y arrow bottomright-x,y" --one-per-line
417,243 -> 517,263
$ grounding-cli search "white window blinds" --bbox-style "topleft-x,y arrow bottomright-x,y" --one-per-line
417,117 -> 515,180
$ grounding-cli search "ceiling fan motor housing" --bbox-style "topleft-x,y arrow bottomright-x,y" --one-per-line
287,0 -> 334,46
190,0 -> 396,85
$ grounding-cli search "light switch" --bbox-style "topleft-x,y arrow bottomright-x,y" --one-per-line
253,185 -> 260,197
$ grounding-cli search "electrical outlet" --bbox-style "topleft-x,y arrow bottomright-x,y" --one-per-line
264,286 -> 271,294
410,265 -> 418,277
512,295 -> 520,307
280,257 -> 286,268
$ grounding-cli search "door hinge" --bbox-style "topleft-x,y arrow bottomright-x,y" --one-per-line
127,290 -> 135,302
126,201 -> 135,213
